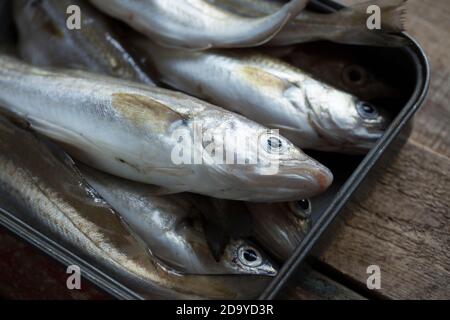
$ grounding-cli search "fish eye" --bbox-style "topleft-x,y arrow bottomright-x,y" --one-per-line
343,65 -> 367,86
357,101 -> 379,120
289,199 -> 312,219
261,132 -> 285,154
267,136 -> 282,149
238,245 -> 263,268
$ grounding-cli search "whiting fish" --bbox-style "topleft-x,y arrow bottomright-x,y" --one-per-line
0,115 -> 270,299
80,165 -> 277,276
0,55 -> 333,201
246,200 -> 312,261
208,0 -> 408,47
14,0 -> 156,85
89,0 -> 309,49
131,39 -> 389,153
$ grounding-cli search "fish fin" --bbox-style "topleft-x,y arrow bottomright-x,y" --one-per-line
0,109 -> 79,171
25,116 -> 107,156
238,0 -> 309,47
42,138 -> 78,169
271,0 -> 408,47
191,196 -> 253,259
206,203 -> 253,261
111,92 -> 188,132
186,195 -> 232,260
331,29 -> 409,47
339,0 -> 407,33
202,219 -> 230,262
325,0 -> 408,47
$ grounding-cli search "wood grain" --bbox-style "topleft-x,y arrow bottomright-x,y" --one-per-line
286,0 -> 450,300
313,141 -> 450,299
407,0 -> 450,158
279,265 -> 366,300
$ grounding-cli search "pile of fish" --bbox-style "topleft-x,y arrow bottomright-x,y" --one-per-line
0,0 -> 406,299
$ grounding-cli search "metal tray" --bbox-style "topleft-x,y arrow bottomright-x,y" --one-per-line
0,0 -> 430,300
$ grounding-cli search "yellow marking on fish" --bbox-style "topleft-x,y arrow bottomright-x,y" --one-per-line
238,66 -> 287,93
112,93 -> 186,132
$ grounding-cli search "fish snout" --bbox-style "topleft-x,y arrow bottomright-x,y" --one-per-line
277,157 -> 333,197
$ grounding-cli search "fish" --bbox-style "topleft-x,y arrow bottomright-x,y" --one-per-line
89,0 -> 309,50
263,42 -> 405,102
13,0 -> 156,85
246,200 -> 312,261
0,55 -> 333,202
190,196 -> 312,262
0,115 -> 270,299
130,39 -> 389,153
208,0 -> 408,47
79,164 -> 277,276
185,195 -> 254,260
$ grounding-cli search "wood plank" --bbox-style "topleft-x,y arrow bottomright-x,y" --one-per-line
279,265 -> 366,300
0,223 -> 359,300
338,0 -> 450,158
312,140 -> 450,299
406,0 -> 450,158
284,0 -> 450,300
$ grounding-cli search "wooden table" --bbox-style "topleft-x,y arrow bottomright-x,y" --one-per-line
283,0 -> 450,300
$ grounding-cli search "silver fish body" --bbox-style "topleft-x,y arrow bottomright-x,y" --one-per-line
89,0 -> 308,49
132,40 -> 389,153
246,200 -> 311,261
0,115 -> 269,299
0,55 -> 332,201
80,165 -> 277,276
13,0 -> 156,85
208,0 -> 408,47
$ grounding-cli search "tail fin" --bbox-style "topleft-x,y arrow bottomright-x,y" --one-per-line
270,0 -> 409,47
341,0 -> 407,33
340,0 -> 408,47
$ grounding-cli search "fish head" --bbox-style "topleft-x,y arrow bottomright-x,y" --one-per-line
304,80 -> 390,153
197,111 -> 333,201
252,130 -> 334,200
284,199 -> 313,235
287,198 -> 312,220
221,239 -> 277,276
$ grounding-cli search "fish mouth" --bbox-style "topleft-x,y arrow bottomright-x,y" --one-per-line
272,158 -> 333,197
230,156 -> 333,201
339,129 -> 385,153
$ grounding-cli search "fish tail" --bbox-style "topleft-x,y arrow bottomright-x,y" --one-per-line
326,0 -> 408,47
269,0 -> 409,47
341,0 -> 407,32
229,0 -> 309,48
